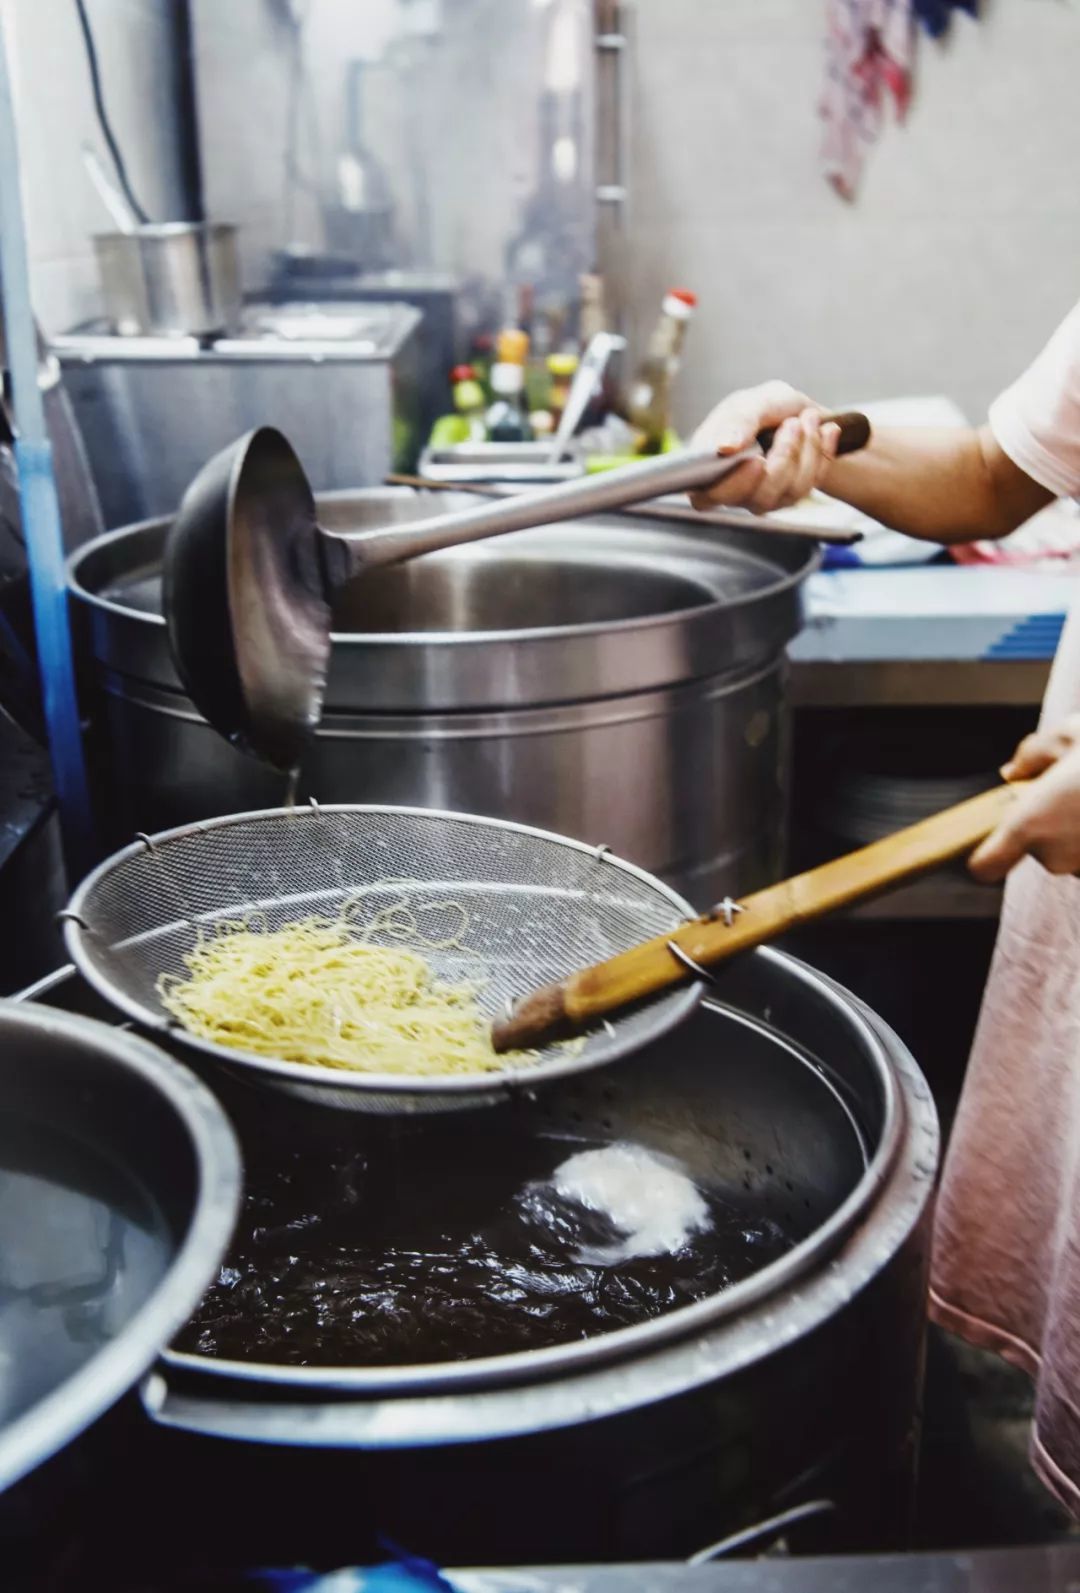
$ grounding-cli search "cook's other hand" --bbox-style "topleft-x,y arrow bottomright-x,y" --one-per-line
689,381 -> 842,515
970,717 -> 1080,882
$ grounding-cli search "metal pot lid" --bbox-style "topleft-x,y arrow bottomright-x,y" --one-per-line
0,1002 -> 241,1490
66,491 -> 816,712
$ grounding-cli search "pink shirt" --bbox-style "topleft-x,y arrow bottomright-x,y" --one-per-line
988,300 -> 1080,499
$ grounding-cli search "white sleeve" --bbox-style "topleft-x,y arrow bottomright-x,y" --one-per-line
988,301 -> 1080,500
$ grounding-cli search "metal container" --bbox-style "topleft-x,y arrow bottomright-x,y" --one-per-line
418,440 -> 583,484
18,950 -> 937,1566
93,223 -> 242,339
0,1000 -> 240,1493
67,491 -> 816,905
53,304 -> 422,527
261,268 -> 462,441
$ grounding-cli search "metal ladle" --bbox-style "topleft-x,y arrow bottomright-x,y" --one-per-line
81,142 -> 139,233
164,416 -> 870,770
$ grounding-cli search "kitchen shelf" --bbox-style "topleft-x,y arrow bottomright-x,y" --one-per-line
792,659 -> 1051,710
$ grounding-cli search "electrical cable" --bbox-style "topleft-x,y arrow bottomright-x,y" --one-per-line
72,0 -> 151,225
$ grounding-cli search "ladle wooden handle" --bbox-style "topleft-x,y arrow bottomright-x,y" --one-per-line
492,780 -> 1025,1052
757,410 -> 870,456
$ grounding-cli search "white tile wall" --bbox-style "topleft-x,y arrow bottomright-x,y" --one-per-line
624,0 -> 1080,429
8,0 -> 187,333
12,0 -> 1080,427
188,0 -> 431,281
190,0 -> 596,304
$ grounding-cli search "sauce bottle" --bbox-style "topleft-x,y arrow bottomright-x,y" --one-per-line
485,328 -> 534,443
625,288 -> 696,454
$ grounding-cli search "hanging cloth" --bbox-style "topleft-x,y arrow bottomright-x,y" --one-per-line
821,0 -> 980,198
820,0 -> 915,200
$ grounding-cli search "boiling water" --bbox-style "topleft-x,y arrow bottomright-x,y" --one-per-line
553,1143 -> 710,1265
179,1132 -> 796,1368
0,1115 -> 170,1428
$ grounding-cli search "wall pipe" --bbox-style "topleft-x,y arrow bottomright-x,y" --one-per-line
0,11 -> 94,875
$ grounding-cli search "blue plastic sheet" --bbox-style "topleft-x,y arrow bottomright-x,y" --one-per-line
246,1542 -> 458,1591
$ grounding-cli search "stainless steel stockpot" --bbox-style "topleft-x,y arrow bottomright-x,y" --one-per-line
67,490 -> 816,905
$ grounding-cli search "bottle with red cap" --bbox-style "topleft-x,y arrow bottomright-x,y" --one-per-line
625,288 -> 697,455
451,364 -> 487,442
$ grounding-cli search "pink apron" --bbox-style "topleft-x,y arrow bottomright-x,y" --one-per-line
931,600 -> 1080,1514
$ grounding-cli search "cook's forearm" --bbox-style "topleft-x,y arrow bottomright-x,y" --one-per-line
821,425 -> 1045,544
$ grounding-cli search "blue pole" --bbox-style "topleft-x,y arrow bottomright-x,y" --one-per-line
0,12 -> 94,873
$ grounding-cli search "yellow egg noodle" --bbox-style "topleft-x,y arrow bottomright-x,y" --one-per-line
157,886 -> 552,1077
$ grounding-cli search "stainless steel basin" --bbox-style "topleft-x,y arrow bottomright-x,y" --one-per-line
331,552 -> 719,633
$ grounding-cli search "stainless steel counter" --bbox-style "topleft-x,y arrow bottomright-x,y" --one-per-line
446,1544 -> 1080,1591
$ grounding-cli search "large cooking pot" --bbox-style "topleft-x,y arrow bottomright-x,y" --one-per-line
0,1002 -> 240,1495
17,949 -> 937,1572
67,491 -> 816,904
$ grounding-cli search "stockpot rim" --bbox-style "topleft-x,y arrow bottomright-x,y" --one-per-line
92,221 -> 239,244
0,1001 -> 242,1490
65,493 -> 819,654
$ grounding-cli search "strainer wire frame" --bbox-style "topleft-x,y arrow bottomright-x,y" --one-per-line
62,804 -> 705,1103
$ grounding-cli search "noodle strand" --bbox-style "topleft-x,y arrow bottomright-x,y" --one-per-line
158,898 -> 546,1077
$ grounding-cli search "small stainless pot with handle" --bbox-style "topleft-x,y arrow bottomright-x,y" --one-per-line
93,223 -> 242,338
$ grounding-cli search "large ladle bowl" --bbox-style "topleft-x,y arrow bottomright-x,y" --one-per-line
164,418 -> 869,770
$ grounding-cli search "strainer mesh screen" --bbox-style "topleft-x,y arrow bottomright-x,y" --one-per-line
70,807 -> 694,1089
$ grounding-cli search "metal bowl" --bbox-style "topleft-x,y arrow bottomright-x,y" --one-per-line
0,1002 -> 241,1491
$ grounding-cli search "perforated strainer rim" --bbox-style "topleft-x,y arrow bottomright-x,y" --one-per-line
63,805 -> 703,1103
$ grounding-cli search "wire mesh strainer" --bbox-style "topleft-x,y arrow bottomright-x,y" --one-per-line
62,806 -> 703,1113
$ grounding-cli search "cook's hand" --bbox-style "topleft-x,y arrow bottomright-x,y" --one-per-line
969,717 -> 1080,882
689,381 -> 842,515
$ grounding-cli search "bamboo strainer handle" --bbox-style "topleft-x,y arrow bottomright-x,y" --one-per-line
492,780 -> 1025,1052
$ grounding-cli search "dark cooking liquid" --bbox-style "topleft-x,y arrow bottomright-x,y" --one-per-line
179,1130 -> 795,1367
0,1115 -> 169,1427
